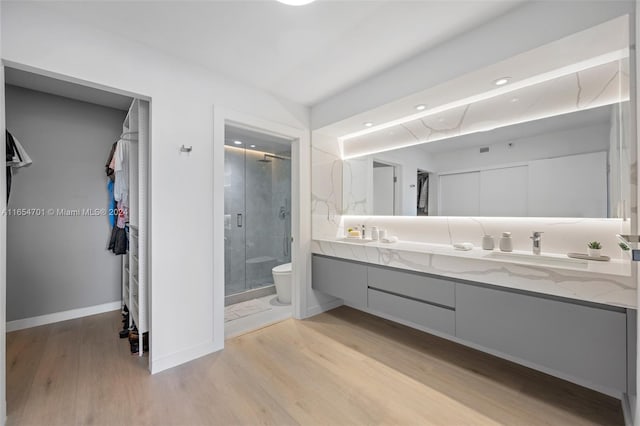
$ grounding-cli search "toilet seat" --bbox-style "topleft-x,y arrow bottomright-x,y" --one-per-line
272,262 -> 292,274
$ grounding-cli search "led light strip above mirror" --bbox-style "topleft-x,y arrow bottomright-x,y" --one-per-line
340,49 -> 629,159
324,15 -> 631,160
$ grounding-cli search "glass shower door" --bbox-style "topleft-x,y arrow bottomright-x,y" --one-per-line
224,124 -> 292,302
224,145 -> 246,296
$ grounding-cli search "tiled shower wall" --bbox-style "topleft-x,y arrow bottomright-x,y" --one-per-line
225,147 -> 291,296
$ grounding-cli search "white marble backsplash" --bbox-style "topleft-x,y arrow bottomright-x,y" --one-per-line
311,132 -> 343,239
340,216 -> 630,259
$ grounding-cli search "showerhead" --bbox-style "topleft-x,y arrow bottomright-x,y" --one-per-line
257,154 -> 272,163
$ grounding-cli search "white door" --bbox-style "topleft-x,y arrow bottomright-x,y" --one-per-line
373,165 -> 395,215
480,166 -> 528,217
439,171 -> 480,216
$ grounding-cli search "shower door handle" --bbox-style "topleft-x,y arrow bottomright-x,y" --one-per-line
237,213 -> 243,228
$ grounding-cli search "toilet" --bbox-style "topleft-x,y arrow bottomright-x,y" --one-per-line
272,262 -> 292,304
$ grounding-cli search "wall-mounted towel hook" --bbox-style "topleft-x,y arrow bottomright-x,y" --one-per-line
180,145 -> 193,153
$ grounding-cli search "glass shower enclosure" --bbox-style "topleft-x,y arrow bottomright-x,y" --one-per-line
224,125 -> 292,305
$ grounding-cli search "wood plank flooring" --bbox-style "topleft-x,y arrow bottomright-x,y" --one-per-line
7,306 -> 624,425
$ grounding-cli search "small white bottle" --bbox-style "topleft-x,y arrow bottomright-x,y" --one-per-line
379,228 -> 387,240
482,235 -> 495,250
499,232 -> 513,252
371,226 -> 379,241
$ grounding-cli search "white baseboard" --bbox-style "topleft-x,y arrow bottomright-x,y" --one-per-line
305,298 -> 343,318
150,340 -> 221,375
6,301 -> 121,332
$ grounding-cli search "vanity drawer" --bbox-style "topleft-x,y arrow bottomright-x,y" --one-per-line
367,265 -> 455,308
312,255 -> 367,308
368,288 -> 455,336
456,283 -> 626,392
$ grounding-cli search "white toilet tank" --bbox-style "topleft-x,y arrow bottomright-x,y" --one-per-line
272,263 -> 292,304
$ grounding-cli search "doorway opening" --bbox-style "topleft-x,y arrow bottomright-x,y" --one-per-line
223,124 -> 293,337
417,169 -> 430,216
3,67 -> 152,363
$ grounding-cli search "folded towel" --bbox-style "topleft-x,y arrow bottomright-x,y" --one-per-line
381,236 -> 398,243
453,242 -> 474,251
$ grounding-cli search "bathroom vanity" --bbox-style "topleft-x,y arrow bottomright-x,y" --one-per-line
311,240 -> 635,398
309,15 -> 637,405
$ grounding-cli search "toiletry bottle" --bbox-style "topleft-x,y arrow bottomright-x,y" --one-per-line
361,225 -> 366,239
371,226 -> 379,241
499,232 -> 513,252
482,235 -> 495,250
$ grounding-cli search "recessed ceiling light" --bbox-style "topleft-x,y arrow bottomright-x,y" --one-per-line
250,144 -> 256,148
233,140 -> 243,145
415,104 -> 426,111
276,0 -> 316,5
364,122 -> 373,127
438,118 -> 445,123
494,77 -> 511,86
510,97 -> 519,103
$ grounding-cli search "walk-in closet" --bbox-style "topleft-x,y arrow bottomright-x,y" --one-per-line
4,68 -> 150,360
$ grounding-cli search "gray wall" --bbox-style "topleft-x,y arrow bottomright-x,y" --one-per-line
5,85 -> 126,321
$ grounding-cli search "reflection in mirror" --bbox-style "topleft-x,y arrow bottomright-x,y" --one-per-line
338,16 -> 631,218
343,104 -> 630,218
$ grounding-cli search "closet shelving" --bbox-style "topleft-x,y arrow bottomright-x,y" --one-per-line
121,99 -> 149,356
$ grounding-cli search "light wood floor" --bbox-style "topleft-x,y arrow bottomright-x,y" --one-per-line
7,306 -> 623,425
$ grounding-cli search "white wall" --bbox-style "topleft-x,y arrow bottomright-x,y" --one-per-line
1,2 -> 309,373
311,0 -> 634,128
4,86 -> 124,321
432,122 -> 610,173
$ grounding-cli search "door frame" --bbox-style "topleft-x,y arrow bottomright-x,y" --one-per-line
372,158 -> 400,215
213,107 -> 310,347
0,60 -> 154,373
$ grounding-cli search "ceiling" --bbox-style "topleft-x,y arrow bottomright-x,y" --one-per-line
38,0 -> 525,106
225,124 -> 292,156
4,67 -> 133,111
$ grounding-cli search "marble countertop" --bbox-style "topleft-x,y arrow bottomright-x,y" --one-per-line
312,238 -> 636,309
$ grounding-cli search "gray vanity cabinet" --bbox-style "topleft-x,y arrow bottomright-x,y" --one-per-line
456,283 -> 627,392
367,266 -> 455,308
311,254 -> 630,394
312,255 -> 367,308
366,265 -> 455,335
368,289 -> 455,335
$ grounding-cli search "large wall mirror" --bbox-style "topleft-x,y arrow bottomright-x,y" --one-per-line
324,16 -> 632,218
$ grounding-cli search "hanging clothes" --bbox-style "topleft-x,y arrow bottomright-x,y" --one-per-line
108,225 -> 128,255
417,173 -> 429,215
5,130 -> 32,202
105,141 -> 117,182
107,180 -> 116,228
107,137 -> 129,255
113,138 -> 130,209
418,175 -> 428,210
